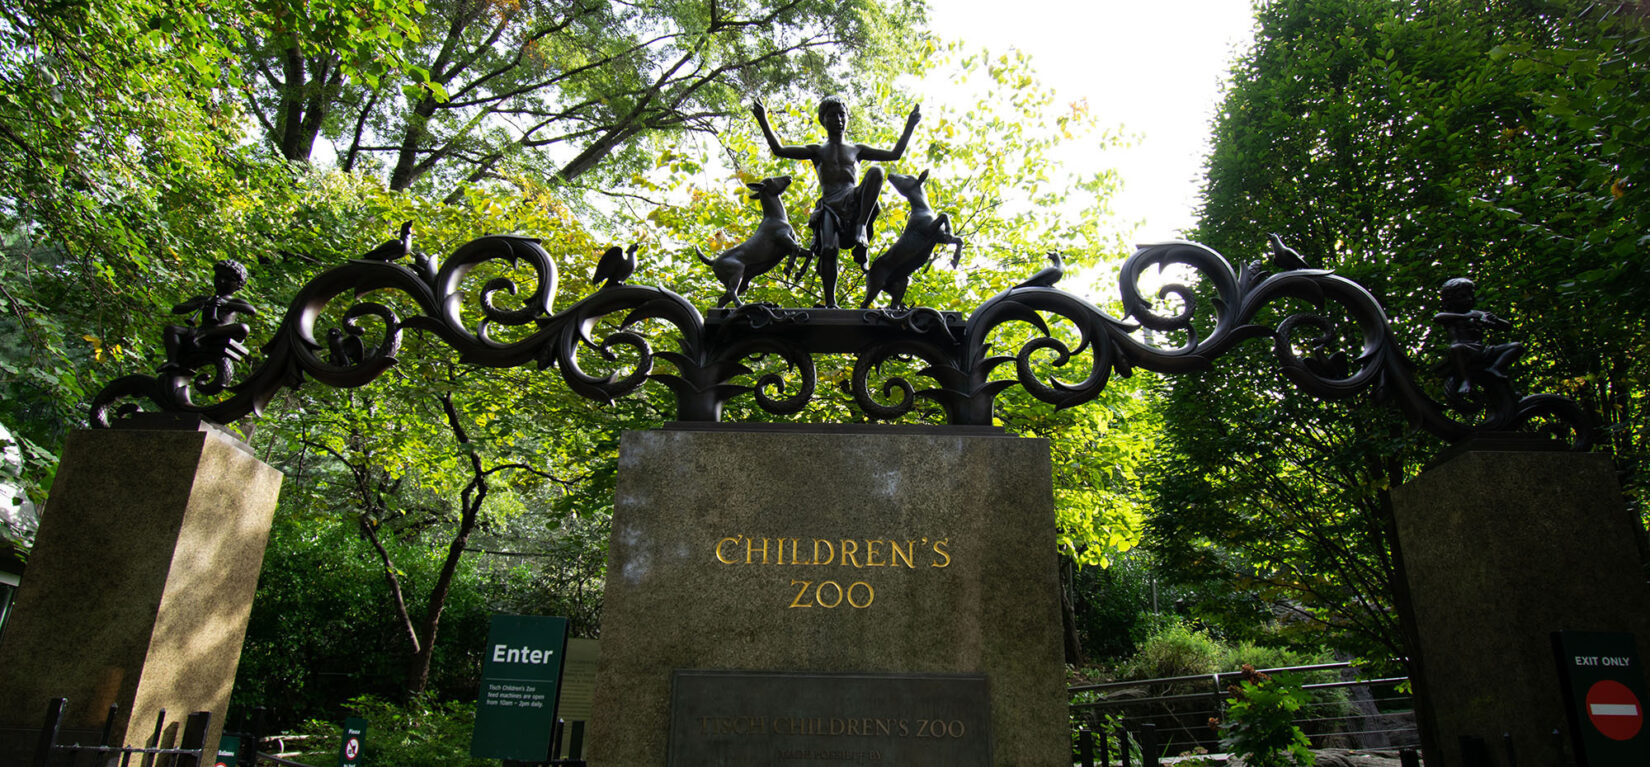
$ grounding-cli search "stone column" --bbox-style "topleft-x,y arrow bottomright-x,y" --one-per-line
0,422 -> 282,763
1390,441 -> 1650,765
588,424 -> 1068,766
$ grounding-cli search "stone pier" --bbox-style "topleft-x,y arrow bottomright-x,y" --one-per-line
0,422 -> 282,762
588,424 -> 1068,766
1391,441 -> 1650,764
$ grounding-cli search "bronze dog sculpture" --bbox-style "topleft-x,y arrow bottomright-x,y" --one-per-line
861,170 -> 965,309
696,175 -> 805,307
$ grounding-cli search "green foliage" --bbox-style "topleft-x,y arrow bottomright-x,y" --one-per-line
241,0 -> 930,196
292,694 -> 493,767
232,511 -> 493,726
1115,620 -> 1336,681
624,42 -> 1146,565
1068,553 -> 1168,662
1154,0 -> 1650,667
1118,621 -> 1229,680
0,0 -> 1159,724
1068,710 -> 1141,764
1221,669 -> 1315,767
1146,361 -> 1418,667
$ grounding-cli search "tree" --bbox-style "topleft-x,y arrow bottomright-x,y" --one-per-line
0,0 -> 432,520
243,0 -> 928,199
8,0 -> 1154,711
1149,0 -> 1650,662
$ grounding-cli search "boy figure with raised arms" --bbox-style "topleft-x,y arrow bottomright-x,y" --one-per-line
752,96 -> 920,307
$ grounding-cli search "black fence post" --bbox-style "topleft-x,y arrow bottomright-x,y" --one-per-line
177,710 -> 211,767
1118,722 -> 1131,767
247,706 -> 268,767
1140,722 -> 1158,767
33,698 -> 65,767
1503,731 -> 1517,767
1077,727 -> 1093,767
568,721 -> 585,761
1400,748 -> 1421,767
148,706 -> 169,759
98,703 -> 119,752
1099,723 -> 1110,767
1460,734 -> 1489,767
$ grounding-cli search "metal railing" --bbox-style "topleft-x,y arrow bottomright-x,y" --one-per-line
32,697 -> 210,767
1069,662 -> 1421,758
229,709 -> 588,767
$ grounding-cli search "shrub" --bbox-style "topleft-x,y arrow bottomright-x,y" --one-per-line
293,694 -> 494,767
1117,621 -> 1226,679
1220,666 -> 1315,767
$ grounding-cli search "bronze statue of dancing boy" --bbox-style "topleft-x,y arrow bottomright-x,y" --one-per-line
753,96 -> 920,308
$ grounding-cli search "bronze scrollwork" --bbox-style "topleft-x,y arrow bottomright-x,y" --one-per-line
90,232 -> 1593,450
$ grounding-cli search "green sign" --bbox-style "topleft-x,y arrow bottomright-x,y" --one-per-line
470,614 -> 570,760
214,735 -> 239,767
337,717 -> 367,767
1554,630 -> 1650,765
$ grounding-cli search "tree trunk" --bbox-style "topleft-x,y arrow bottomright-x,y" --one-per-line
1060,558 -> 1085,665
405,391 -> 488,695
404,495 -> 482,694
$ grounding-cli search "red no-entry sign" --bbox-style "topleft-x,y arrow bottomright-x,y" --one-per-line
1586,679 -> 1644,741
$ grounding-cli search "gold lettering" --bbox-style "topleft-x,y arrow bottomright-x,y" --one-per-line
876,719 -> 891,736
829,718 -> 846,736
847,719 -> 861,736
813,539 -> 835,566
715,536 -> 740,564
791,538 -> 807,565
789,580 -> 813,608
931,538 -> 951,568
747,536 -> 770,565
890,539 -> 915,568
775,537 -> 786,565
865,539 -> 885,566
847,581 -> 874,608
898,720 -> 910,736
840,539 -> 861,567
816,580 -> 844,608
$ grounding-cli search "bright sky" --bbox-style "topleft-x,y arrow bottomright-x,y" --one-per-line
926,0 -> 1257,241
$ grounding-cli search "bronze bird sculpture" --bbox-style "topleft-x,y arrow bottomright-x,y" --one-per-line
593,243 -> 639,290
363,221 -> 413,262
1268,233 -> 1310,271
1014,251 -> 1064,289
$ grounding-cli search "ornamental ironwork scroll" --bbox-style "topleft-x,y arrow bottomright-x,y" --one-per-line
89,231 -> 1594,451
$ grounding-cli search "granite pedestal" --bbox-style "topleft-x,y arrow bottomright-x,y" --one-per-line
588,425 -> 1067,766
0,423 -> 282,763
1391,443 -> 1650,765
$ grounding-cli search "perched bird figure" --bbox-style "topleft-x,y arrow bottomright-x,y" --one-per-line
1014,251 -> 1064,289
592,243 -> 639,290
326,327 -> 368,367
1268,233 -> 1310,271
363,221 -> 414,262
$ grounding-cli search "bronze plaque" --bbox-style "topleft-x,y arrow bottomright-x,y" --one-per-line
667,670 -> 992,766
